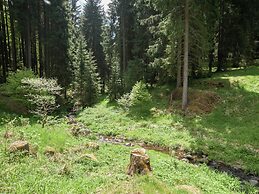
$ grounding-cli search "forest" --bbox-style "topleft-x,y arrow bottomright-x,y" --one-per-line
0,0 -> 259,193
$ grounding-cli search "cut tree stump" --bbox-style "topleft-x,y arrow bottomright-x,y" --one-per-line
127,148 -> 152,176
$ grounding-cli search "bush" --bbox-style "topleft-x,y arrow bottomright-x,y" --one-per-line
0,69 -> 36,96
124,59 -> 146,91
117,81 -> 152,112
22,78 -> 62,128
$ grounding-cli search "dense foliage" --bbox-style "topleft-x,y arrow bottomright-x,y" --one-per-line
22,78 -> 62,127
0,0 -> 258,107
0,1 -> 259,192
117,81 -> 152,111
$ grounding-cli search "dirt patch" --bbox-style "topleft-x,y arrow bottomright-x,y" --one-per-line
169,88 -> 220,114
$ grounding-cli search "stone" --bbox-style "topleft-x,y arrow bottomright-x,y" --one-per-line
78,129 -> 91,136
181,158 -> 189,163
127,148 -> 152,176
9,141 -> 29,153
185,154 -> 193,160
44,146 -> 56,156
80,153 -> 98,161
125,143 -> 133,147
249,179 -> 258,186
85,142 -> 99,150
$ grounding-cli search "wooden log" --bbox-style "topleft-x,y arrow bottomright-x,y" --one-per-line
127,148 -> 152,176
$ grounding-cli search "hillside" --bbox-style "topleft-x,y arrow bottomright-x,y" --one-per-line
0,67 -> 258,193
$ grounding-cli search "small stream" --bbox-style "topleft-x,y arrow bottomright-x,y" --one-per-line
67,113 -> 259,188
99,135 -> 259,188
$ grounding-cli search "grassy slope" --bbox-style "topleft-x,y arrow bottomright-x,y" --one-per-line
190,67 -> 259,173
78,66 -> 259,173
0,66 -> 258,193
0,124 -> 253,193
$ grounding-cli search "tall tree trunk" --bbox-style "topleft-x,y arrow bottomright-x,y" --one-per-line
182,0 -> 189,111
0,0 -> 8,81
38,0 -> 43,77
121,1 -> 127,75
25,0 -> 31,68
8,0 -> 17,71
217,0 -> 224,72
32,31 -> 37,73
43,3 -> 50,77
176,37 -> 182,88
4,4 -> 11,69
208,49 -> 214,77
21,36 -> 26,66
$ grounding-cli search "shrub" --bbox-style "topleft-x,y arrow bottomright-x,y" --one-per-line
0,69 -> 36,96
123,59 -> 146,91
117,81 -> 152,112
22,78 -> 62,128
117,93 -> 132,111
130,81 -> 152,107
108,61 -> 123,101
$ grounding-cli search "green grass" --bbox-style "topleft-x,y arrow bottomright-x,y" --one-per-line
78,66 -> 259,174
0,66 -> 258,193
0,124 -> 255,193
189,66 -> 259,173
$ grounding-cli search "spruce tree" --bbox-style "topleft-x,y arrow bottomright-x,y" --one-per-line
75,34 -> 101,106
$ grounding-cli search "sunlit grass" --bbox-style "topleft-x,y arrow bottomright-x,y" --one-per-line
0,66 -> 258,193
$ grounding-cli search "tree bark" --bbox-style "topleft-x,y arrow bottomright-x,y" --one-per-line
127,148 -> 152,176
182,0 -> 189,111
176,37 -> 182,88
208,49 -> 214,77
32,31 -> 37,73
121,0 -> 127,75
38,0 -> 43,77
217,0 -> 224,72
8,0 -> 17,71
4,4 -> 11,69
25,0 -> 31,68
0,0 -> 8,82
21,37 -> 26,66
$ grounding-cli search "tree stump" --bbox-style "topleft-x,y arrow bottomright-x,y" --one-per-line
127,148 -> 152,176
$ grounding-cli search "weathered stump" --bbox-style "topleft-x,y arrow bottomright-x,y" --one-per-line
127,148 -> 152,176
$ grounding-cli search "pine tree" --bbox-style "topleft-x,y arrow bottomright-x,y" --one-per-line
75,34 -> 101,106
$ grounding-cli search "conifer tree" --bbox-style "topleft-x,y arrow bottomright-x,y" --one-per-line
75,34 -> 101,106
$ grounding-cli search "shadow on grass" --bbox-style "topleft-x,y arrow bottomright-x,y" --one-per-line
108,72 -> 259,173
212,66 -> 259,78
189,78 -> 259,145
183,76 -> 259,173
